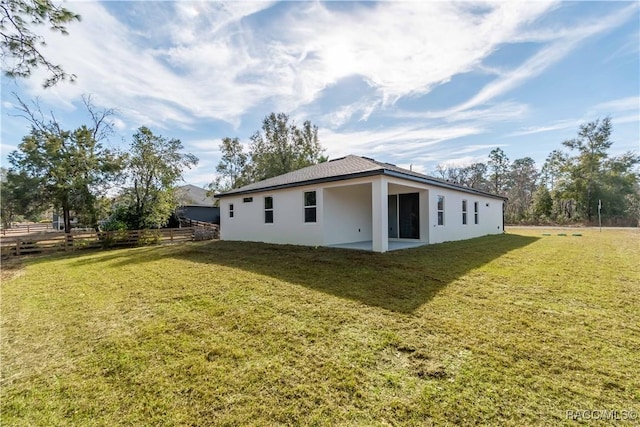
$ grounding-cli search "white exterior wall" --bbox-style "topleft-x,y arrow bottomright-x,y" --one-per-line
219,184 -> 324,246
219,175 -> 504,250
323,183 -> 372,245
427,186 -> 504,244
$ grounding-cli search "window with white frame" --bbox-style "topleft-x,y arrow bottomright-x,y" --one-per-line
437,195 -> 444,226
229,203 -> 234,218
474,201 -> 479,224
462,200 -> 468,225
264,196 -> 273,223
304,191 -> 317,223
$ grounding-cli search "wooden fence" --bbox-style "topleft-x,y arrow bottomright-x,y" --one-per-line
0,226 -> 219,257
1,223 -> 54,235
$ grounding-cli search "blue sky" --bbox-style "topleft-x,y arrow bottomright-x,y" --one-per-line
1,1 -> 638,187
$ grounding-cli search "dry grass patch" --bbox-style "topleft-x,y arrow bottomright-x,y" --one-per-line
1,228 -> 638,425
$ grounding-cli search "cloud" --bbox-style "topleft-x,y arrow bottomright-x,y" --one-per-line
320,98 -> 382,128
20,1 -> 559,130
24,1 -> 276,129
319,124 -> 485,162
446,3 -> 639,114
273,1 -> 557,108
591,96 -> 639,114
506,96 -> 639,137
393,101 -> 530,124
507,120 -> 578,137
612,114 -> 640,125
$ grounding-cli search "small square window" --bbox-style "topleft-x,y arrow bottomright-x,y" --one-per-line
229,203 -> 234,218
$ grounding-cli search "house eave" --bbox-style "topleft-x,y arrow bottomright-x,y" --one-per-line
214,170 -> 383,198
215,168 -> 507,201
382,170 -> 508,201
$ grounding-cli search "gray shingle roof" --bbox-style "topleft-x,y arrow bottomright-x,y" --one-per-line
176,184 -> 216,206
215,155 -> 507,200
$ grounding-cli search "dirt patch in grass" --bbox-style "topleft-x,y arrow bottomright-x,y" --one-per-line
0,257 -> 24,282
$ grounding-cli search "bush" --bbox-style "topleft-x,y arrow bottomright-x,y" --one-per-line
138,229 -> 161,246
102,218 -> 128,232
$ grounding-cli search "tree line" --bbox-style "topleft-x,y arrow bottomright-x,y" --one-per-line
1,96 -> 198,233
433,117 -> 640,226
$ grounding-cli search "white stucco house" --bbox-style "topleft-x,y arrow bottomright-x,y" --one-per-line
215,155 -> 507,253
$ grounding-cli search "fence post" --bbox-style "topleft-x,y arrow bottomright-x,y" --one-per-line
15,237 -> 20,256
170,229 -> 174,241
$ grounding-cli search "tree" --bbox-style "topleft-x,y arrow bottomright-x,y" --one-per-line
532,185 -> 553,220
463,162 -> 488,190
7,96 -> 123,232
433,162 -> 488,190
561,117 -> 613,222
625,185 -> 640,227
488,147 -> 510,195
1,0 -> 80,87
210,137 -> 249,194
540,149 -> 568,192
119,127 -> 198,229
0,167 -> 43,227
249,113 -> 326,181
599,152 -> 640,222
505,157 -> 538,221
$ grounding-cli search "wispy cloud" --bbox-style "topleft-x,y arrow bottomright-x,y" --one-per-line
320,124 -> 485,162
507,120 -> 578,137
393,101 -> 530,124
591,96 -> 639,114
446,3 -> 639,114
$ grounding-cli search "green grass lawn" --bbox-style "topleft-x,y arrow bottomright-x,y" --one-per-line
1,228 -> 638,426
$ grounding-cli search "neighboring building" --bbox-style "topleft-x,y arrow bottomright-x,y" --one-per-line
175,185 -> 220,224
215,155 -> 507,253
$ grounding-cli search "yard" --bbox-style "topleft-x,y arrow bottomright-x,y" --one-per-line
1,228 -> 638,425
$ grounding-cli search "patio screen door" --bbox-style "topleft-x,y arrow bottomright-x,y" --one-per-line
389,193 -> 420,239
398,193 -> 419,239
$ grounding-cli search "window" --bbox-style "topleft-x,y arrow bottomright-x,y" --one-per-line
462,200 -> 468,225
304,191 -> 316,223
264,196 -> 273,223
437,196 -> 444,226
229,203 -> 234,218
243,197 -> 253,203
474,201 -> 479,224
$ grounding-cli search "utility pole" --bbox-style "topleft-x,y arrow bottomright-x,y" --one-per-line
598,199 -> 602,232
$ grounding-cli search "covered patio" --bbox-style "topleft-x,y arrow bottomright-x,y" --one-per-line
322,177 -> 430,252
